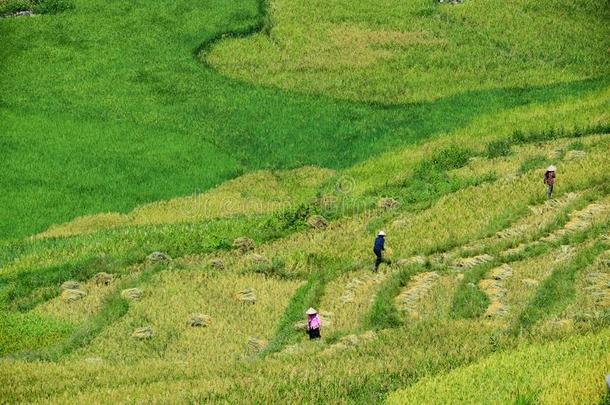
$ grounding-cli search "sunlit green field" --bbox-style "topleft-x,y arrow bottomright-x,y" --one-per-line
207,0 -> 610,103
1,0 -> 609,240
1,0 -> 609,402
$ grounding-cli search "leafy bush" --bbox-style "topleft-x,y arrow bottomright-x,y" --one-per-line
32,0 -> 74,14
485,139 -> 512,158
0,0 -> 74,15
415,146 -> 474,178
264,203 -> 315,234
0,0 -> 32,14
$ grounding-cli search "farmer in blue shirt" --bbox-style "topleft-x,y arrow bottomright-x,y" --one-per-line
373,231 -> 387,272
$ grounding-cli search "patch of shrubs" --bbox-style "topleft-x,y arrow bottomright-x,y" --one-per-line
510,122 -> 610,145
485,139 -> 512,158
33,0 -> 74,14
1,0 -> 74,16
415,146 -> 474,177
265,203 -> 316,234
1,0 -> 27,14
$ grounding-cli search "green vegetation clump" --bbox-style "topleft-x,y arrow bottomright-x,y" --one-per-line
0,0 -> 73,15
367,266 -> 419,330
0,311 -> 74,355
485,139 -> 512,158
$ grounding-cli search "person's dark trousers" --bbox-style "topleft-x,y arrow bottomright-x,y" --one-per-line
547,184 -> 554,198
374,249 -> 383,272
308,328 -> 321,339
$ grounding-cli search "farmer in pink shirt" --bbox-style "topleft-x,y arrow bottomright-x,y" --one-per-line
306,307 -> 321,340
544,165 -> 556,199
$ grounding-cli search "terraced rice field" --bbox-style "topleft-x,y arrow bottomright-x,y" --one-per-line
1,131 -> 609,403
1,0 -> 609,402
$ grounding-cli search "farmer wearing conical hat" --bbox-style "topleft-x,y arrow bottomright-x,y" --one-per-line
544,165 -> 556,199
373,230 -> 387,272
306,308 -> 321,340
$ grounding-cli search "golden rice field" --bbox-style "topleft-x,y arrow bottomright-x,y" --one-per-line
206,0 -> 610,104
1,128 -> 609,403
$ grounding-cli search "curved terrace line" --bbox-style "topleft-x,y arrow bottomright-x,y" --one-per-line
195,0 -> 271,67
193,0 -> 610,110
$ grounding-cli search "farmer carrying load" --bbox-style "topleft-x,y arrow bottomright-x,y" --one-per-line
544,165 -> 556,199
306,308 -> 321,340
373,230 -> 387,272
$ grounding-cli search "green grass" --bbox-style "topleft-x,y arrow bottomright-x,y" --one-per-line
367,265 -> 422,330
14,261 -> 172,361
0,253 -> 131,312
515,240 -> 608,335
0,311 -> 75,355
0,109 -> 243,242
371,145 -> 497,213
1,0 -> 609,240
263,263 -> 333,355
450,261 -> 495,319
388,329 -> 610,404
